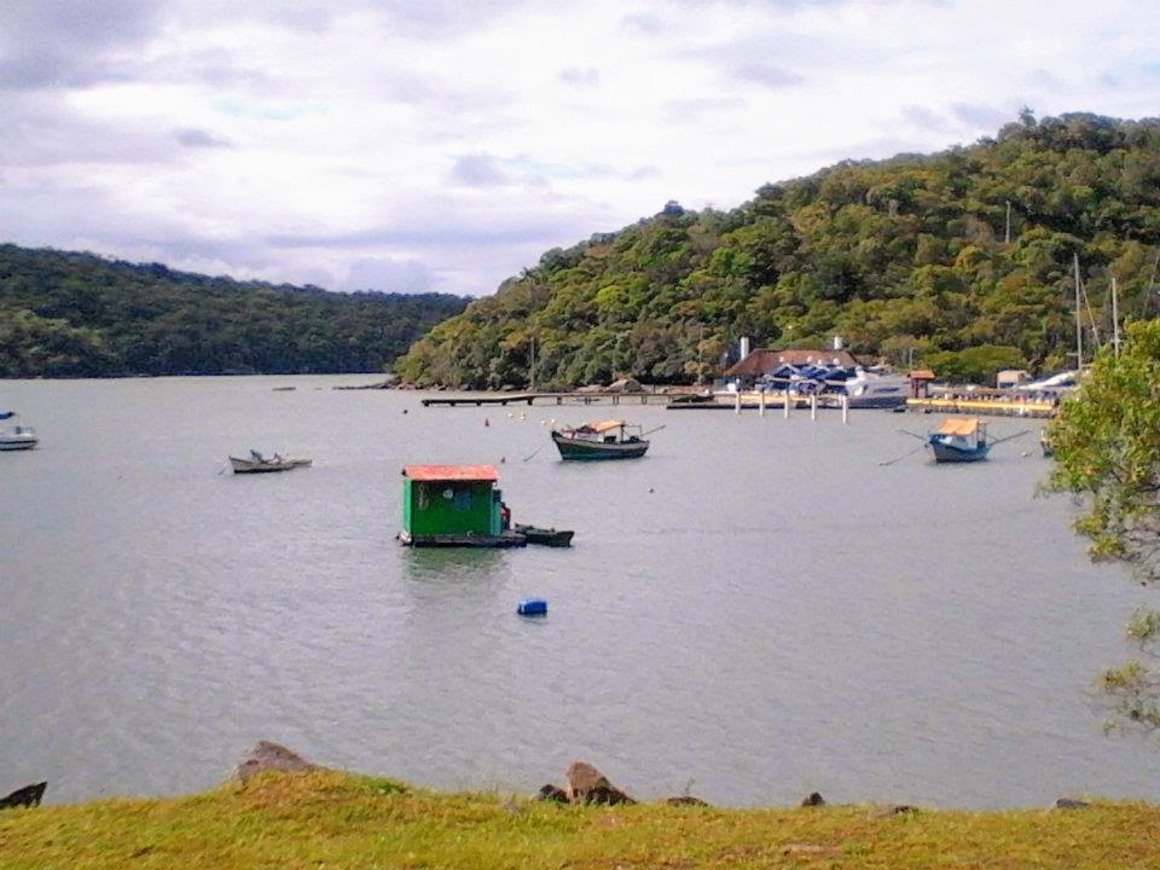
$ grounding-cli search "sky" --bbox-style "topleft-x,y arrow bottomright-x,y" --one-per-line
2,1 -> 1157,298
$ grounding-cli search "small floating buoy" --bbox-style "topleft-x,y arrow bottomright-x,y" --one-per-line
485,418 -> 490,427
517,598 -> 548,616
500,456 -> 506,463
648,487 -> 654,494
402,409 -> 408,414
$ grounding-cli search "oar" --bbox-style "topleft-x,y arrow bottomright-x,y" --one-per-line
990,429 -> 1031,447
522,444 -> 545,462
899,428 -> 927,441
878,442 -> 928,466
641,424 -> 667,437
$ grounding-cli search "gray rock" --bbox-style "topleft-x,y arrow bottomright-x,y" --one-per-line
665,795 -> 709,807
873,804 -> 919,817
0,782 -> 46,810
236,741 -> 320,784
1055,797 -> 1092,810
536,784 -> 570,803
564,761 -> 635,806
801,791 -> 826,807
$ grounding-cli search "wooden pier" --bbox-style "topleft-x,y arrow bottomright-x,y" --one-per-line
905,397 -> 1055,418
420,391 -> 677,408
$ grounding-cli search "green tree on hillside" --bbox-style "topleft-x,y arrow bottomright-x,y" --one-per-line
0,245 -> 470,377
395,113 -> 1160,389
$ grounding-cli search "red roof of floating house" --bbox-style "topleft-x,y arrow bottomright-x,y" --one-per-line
402,465 -> 499,482
723,348 -> 860,377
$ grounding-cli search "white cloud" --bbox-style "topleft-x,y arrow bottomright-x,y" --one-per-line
1,0 -> 1157,297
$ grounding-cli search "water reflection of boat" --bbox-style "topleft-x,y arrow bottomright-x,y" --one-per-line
229,451 -> 312,473
550,420 -> 650,460
929,417 -> 989,463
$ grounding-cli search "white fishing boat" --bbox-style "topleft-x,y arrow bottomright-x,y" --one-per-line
228,451 -> 312,474
839,369 -> 910,409
0,425 -> 38,451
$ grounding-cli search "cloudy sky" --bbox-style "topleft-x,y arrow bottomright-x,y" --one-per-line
2,1 -> 1157,297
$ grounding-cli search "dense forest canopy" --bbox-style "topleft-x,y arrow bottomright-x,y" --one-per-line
397,112 -> 1160,389
0,246 -> 469,377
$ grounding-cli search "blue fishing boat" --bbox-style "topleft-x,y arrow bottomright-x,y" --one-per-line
928,417 -> 989,463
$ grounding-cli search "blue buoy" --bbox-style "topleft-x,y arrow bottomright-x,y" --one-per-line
517,598 -> 548,616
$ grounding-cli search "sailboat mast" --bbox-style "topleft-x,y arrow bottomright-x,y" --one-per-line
1111,276 -> 1121,357
1074,253 -> 1083,369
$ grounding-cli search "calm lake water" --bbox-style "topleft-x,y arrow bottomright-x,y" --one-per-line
2,375 -> 1157,809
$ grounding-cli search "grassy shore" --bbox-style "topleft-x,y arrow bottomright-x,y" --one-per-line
2,771 -> 1159,867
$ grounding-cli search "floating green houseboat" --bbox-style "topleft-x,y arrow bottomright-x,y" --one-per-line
398,464 -> 526,548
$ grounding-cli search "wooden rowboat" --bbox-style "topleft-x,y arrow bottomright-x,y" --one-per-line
229,452 -> 312,473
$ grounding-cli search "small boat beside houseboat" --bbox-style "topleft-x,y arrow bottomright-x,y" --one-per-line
550,420 -> 650,461
928,417 -> 989,463
513,523 -> 574,547
229,451 -> 312,474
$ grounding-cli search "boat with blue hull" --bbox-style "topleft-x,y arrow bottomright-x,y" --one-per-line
929,417 -> 989,463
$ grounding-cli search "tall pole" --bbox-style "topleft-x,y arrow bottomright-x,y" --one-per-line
698,322 -> 704,385
1005,200 -> 1011,245
530,335 -> 536,392
1111,276 -> 1121,357
1074,253 -> 1083,369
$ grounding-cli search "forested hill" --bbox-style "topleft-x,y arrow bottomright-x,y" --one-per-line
0,245 -> 469,377
397,112 -> 1159,389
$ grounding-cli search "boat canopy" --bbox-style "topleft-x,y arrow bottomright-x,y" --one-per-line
583,420 -> 627,434
937,417 -> 979,436
402,464 -> 499,482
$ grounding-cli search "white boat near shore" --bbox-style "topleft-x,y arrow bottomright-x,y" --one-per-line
0,426 -> 38,451
228,452 -> 312,473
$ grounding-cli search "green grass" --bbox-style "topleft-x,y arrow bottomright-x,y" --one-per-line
2,771 -> 1159,867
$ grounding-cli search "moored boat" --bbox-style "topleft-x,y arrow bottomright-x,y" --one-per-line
229,451 -> 312,473
513,523 -> 574,547
399,464 -> 526,547
0,425 -> 38,451
928,417 -> 989,463
550,420 -> 650,460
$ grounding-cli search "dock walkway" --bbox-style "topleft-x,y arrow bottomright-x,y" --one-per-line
906,397 -> 1055,418
421,392 -> 675,408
